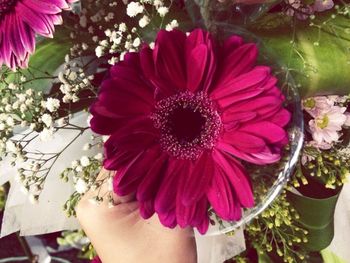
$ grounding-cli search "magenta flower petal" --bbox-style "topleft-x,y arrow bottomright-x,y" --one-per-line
222,131 -> 267,153
140,200 -> 155,219
154,159 -> 182,213
212,150 -> 254,207
158,210 -> 177,229
181,152 -> 214,206
0,0 -> 75,70
270,109 -> 291,127
103,131 -> 156,171
223,35 -> 244,53
211,66 -> 271,101
239,121 -> 289,144
197,215 -> 210,235
154,30 -> 187,91
215,43 -> 258,86
217,141 -> 281,165
113,146 -> 161,196
185,29 -> 216,92
207,165 -> 242,221
137,154 -> 168,202
90,29 -> 290,233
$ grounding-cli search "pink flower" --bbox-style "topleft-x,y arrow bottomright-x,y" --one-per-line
309,106 -> 347,144
90,29 -> 290,233
312,0 -> 334,12
303,96 -> 334,118
286,0 -> 313,20
0,0 -> 76,70
345,112 -> 350,127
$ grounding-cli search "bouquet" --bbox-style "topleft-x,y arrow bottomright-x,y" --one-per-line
0,0 -> 349,262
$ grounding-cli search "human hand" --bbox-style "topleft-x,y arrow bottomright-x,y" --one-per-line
76,169 -> 197,263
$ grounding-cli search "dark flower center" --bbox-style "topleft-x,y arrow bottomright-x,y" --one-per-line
152,92 -> 222,160
168,107 -> 206,143
0,0 -> 17,18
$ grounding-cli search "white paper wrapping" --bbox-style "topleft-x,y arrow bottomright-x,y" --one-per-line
195,227 -> 246,263
0,112 -> 95,237
328,181 -> 350,262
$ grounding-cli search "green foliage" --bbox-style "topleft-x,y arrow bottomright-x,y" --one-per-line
252,11 -> 350,97
0,186 -> 6,211
57,230 -> 96,260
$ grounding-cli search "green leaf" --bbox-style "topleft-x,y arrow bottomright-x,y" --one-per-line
258,253 -> 273,263
287,190 -> 341,251
253,14 -> 350,97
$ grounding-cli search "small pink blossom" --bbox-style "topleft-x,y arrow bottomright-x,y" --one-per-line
309,106 -> 347,144
303,96 -> 334,118
312,0 -> 334,12
286,0 -> 313,20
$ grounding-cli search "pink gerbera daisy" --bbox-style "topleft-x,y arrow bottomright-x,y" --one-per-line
90,29 -> 291,234
0,0 -> 76,70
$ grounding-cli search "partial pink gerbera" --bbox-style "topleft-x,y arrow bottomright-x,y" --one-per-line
0,0 -> 76,70
90,29 -> 290,234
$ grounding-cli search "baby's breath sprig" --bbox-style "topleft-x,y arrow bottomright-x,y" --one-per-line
234,187 -> 308,263
299,146 -> 350,189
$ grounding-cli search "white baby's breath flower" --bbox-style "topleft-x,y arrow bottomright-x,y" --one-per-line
41,114 -> 53,127
71,160 -> 79,169
17,94 -> 26,102
6,140 -> 17,153
95,46 -> 104,57
6,116 -> 14,126
8,83 -> 17,90
75,165 -> 83,172
127,2 -> 144,17
166,19 -> 179,31
25,89 -> 33,96
108,57 -> 118,65
119,23 -> 127,32
75,178 -> 88,194
139,15 -> 150,28
45,98 -> 60,113
157,6 -> 169,17
133,37 -> 141,47
94,153 -> 103,160
39,128 -> 54,142
5,105 -> 12,112
80,156 -> 90,167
